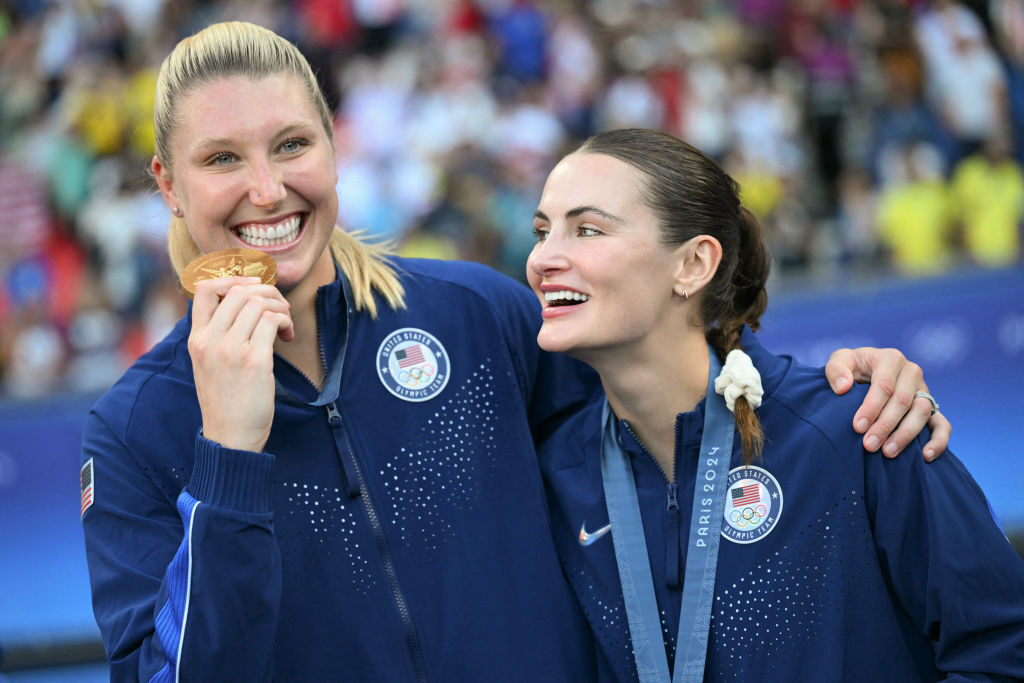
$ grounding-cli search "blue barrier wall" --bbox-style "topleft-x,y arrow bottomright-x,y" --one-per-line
0,394 -> 101,662
1,266 -> 1021,667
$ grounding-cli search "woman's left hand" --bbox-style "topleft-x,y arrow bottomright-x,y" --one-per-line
825,347 -> 950,462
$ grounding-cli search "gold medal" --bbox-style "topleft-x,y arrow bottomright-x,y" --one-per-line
179,248 -> 278,299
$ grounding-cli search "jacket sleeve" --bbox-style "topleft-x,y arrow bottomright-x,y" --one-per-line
81,412 -> 281,682
865,438 -> 1024,680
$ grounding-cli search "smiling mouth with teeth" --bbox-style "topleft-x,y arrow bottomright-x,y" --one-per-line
234,214 -> 303,247
545,290 -> 591,306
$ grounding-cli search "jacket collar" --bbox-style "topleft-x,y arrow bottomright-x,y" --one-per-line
613,327 -> 785,473
274,261 -> 353,406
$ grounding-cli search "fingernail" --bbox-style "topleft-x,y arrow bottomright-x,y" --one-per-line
857,418 -> 869,432
865,435 -> 880,451
924,447 -> 934,461
836,377 -> 850,391
883,441 -> 897,456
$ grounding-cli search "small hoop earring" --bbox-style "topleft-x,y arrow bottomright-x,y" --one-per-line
683,289 -> 689,300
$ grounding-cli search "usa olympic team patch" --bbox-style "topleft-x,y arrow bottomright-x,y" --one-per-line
377,328 -> 451,402
722,465 -> 783,544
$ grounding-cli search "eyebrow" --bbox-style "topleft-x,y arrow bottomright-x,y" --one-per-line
534,205 -> 626,223
193,124 -> 316,150
193,136 -> 234,150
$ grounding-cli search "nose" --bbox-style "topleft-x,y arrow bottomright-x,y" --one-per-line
249,158 -> 286,208
527,230 -> 570,280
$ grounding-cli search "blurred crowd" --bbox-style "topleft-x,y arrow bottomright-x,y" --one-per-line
1,0 -> 1023,400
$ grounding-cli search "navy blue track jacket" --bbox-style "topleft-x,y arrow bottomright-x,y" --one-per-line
81,258 -> 600,681
539,329 -> 1024,682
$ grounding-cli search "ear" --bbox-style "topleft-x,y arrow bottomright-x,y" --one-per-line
151,156 -> 179,211
672,235 -> 722,300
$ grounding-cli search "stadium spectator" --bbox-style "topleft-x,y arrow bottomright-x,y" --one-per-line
914,0 -> 1010,164
950,128 -> 1024,267
0,0 -> 1021,400
877,141 -> 955,276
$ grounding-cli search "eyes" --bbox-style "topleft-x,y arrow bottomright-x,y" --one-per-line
532,225 -> 602,242
209,151 -> 236,166
278,138 -> 307,154
203,137 -> 311,167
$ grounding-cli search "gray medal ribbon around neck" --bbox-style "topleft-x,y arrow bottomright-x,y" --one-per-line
601,343 -> 735,682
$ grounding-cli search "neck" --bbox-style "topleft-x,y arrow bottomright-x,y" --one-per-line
592,331 -> 710,481
273,251 -> 336,388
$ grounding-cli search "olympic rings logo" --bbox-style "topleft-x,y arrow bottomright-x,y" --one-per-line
398,364 -> 435,387
728,504 -> 768,528
376,328 -> 450,402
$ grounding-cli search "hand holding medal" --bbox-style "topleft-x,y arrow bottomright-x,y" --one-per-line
183,248 -> 293,453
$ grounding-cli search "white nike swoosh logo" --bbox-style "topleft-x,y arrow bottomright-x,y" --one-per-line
578,521 -> 612,546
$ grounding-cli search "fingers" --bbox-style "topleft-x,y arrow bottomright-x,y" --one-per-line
873,392 -> 931,457
842,347 -> 905,435
826,346 -> 948,462
837,346 -> 940,459
874,398 -> 949,460
192,277 -> 293,342
187,277 -> 291,454
921,411 -> 952,462
191,276 -> 261,325
218,289 -> 292,347
824,348 -> 857,394
867,357 -> 925,456
250,309 -> 294,350
824,346 -> 945,460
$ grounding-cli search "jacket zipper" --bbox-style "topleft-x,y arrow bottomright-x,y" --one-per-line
621,420 -> 683,589
665,482 -> 681,589
326,402 -> 361,497
326,401 -> 428,682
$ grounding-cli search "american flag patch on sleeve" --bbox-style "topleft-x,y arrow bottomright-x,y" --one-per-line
81,458 -> 95,517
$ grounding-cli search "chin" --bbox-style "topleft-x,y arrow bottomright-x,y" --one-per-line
536,329 -> 580,356
271,262 -> 309,291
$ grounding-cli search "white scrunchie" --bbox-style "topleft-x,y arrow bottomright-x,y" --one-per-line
714,349 -> 763,412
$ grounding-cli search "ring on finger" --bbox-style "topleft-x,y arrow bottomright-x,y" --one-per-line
914,391 -> 939,416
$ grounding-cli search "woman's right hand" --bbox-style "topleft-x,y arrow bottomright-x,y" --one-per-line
188,276 -> 294,453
